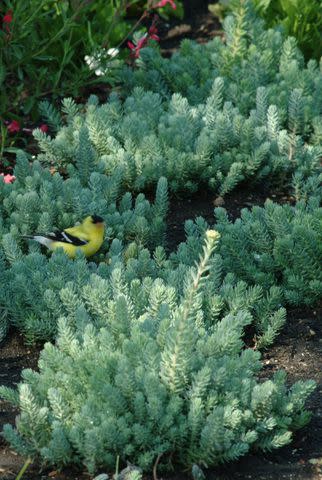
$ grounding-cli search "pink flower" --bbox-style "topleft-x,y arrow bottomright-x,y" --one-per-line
128,34 -> 148,58
148,24 -> 160,42
7,120 -> 20,133
39,124 -> 48,133
136,35 -> 148,50
0,173 -> 16,184
154,0 -> 176,9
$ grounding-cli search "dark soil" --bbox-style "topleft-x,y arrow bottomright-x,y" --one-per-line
166,182 -> 295,251
0,334 -> 41,434
159,8 -> 223,57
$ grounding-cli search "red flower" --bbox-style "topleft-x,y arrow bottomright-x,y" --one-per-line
0,173 -> 16,184
2,10 -> 13,24
137,35 -> 148,50
148,24 -> 160,42
2,9 -> 13,34
7,120 -> 20,133
154,0 -> 176,9
128,34 -> 148,58
39,124 -> 49,133
127,40 -> 136,51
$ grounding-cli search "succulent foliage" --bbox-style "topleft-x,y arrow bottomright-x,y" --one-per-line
0,234 -> 315,473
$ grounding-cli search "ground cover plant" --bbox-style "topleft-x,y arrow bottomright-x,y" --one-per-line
0,151 -> 169,342
0,201 -> 287,348
0,232 -> 316,475
215,199 -> 322,308
32,3 -> 322,196
0,1 -> 321,479
120,0 -> 322,124
171,197 -> 322,310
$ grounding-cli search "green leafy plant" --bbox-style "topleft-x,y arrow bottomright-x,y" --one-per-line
218,0 -> 322,60
0,232 -> 316,474
0,0 -> 142,117
0,0 -> 183,163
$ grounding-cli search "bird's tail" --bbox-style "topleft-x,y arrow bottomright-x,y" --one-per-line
22,235 -> 53,248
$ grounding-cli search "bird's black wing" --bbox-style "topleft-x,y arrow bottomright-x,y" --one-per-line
45,230 -> 88,246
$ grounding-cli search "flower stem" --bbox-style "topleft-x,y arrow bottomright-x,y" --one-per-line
15,458 -> 32,480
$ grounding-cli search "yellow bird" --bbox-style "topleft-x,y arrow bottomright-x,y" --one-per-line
24,215 -> 105,258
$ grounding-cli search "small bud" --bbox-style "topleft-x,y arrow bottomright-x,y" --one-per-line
205,229 -> 220,241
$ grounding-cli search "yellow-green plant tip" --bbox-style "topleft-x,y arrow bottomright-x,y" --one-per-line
205,229 -> 220,241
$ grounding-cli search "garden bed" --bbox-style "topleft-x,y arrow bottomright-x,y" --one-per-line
0,289 -> 321,480
1,2 -> 321,479
0,186 -> 321,480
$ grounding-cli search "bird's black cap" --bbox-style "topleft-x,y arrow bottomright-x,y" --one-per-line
91,214 -> 104,224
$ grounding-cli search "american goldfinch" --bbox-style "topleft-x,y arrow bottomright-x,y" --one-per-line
24,215 -> 105,258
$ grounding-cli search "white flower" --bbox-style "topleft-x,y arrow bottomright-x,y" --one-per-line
107,47 -> 119,58
84,55 -> 98,69
84,54 -> 92,65
86,47 -> 119,76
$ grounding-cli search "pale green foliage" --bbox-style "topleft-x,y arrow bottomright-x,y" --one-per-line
0,214 -> 283,346
32,3 -> 322,195
0,3 -> 319,474
215,199 -> 322,307
0,235 -> 315,474
0,152 -> 168,251
169,217 -> 288,348
121,39 -> 217,105
39,101 -> 62,133
123,3 -> 322,117
292,172 -> 322,203
166,199 -> 321,338
0,153 -> 168,342
33,86 -> 321,195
